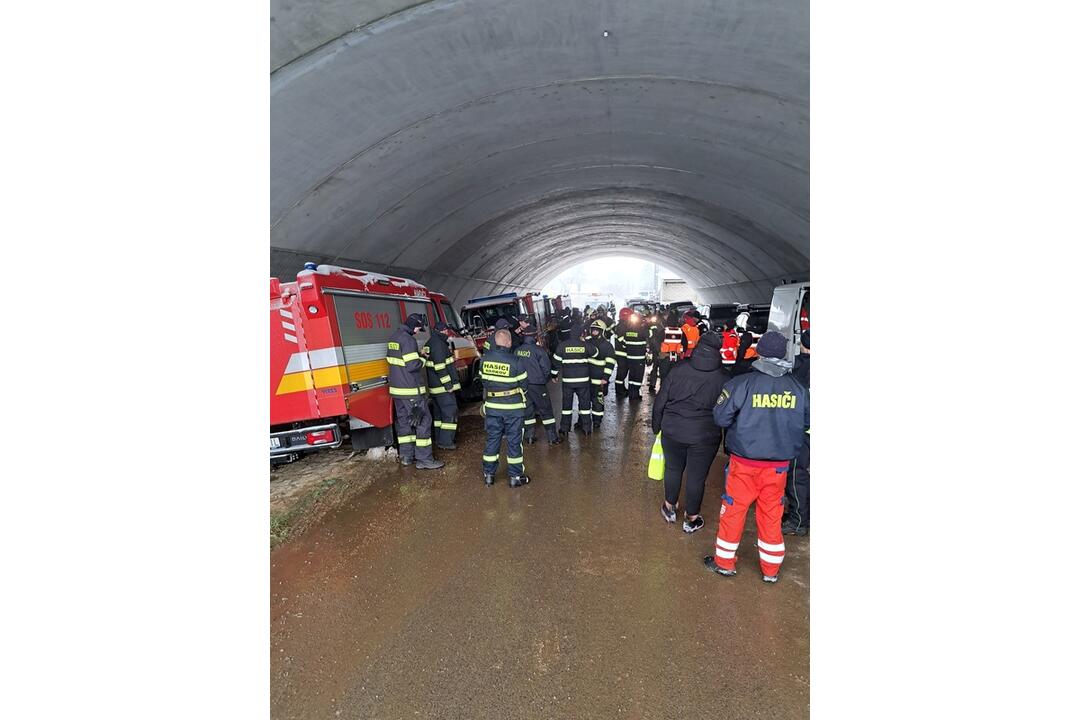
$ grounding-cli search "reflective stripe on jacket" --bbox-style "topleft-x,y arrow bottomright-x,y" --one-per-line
481,346 -> 529,414
552,339 -> 599,384
387,326 -> 425,394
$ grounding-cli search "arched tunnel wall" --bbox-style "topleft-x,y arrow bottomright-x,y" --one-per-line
270,0 -> 808,306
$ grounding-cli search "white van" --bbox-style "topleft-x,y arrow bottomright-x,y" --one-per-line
766,282 -> 810,363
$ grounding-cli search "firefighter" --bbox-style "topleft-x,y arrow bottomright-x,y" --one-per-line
557,308 -> 574,344
681,311 -> 701,358
479,329 -> 531,487
551,323 -> 598,436
704,331 -> 809,583
588,320 -> 617,425
611,308 -> 632,395
423,321 -> 460,450
783,329 -> 810,536
646,313 -> 664,394
516,324 -> 561,445
387,313 -> 445,470
593,306 -> 613,340
512,313 -> 530,349
657,310 -> 686,389
482,317 -> 514,353
618,316 -> 648,400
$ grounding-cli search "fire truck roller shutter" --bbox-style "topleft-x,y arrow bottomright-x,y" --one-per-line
330,295 -> 400,389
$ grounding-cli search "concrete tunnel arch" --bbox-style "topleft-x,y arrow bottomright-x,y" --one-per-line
270,0 -> 809,306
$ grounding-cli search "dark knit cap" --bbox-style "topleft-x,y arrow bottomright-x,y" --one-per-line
494,318 -> 511,330
405,313 -> 427,331
756,330 -> 788,359
434,321 -> 449,332
697,331 -> 722,350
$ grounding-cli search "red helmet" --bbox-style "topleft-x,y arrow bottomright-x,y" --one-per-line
618,307 -> 633,322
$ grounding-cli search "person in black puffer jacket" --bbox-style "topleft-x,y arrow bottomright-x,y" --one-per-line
651,331 -> 730,533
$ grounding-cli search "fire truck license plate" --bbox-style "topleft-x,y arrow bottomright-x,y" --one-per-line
270,438 -> 281,449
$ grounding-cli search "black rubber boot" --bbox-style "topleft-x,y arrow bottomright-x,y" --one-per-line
703,557 -> 737,577
483,474 -> 495,486
509,475 -> 531,488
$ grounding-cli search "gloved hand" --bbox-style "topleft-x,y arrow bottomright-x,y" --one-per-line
407,400 -> 424,427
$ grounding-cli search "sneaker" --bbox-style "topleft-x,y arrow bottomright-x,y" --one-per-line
483,474 -> 495,486
782,522 -> 809,536
415,458 -> 445,470
437,443 -> 457,450
660,502 -> 677,523
682,515 -> 705,534
401,457 -> 414,467
509,475 -> 531,488
762,574 -> 779,584
702,557 -> 736,576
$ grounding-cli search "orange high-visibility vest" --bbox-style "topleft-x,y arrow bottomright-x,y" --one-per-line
660,326 -> 684,354
681,323 -> 700,356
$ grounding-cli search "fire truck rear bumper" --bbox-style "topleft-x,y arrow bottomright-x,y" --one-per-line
270,423 -> 343,457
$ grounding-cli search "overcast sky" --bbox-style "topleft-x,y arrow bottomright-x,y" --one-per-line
540,257 -> 680,306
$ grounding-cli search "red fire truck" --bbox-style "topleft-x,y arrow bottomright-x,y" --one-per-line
270,263 -> 481,463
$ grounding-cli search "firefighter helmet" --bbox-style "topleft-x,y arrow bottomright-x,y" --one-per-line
735,311 -> 749,330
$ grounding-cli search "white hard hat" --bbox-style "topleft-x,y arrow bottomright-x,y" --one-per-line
735,312 -> 749,330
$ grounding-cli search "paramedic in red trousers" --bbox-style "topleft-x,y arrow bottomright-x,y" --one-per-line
704,330 -> 808,582
423,321 -> 460,450
652,332 -> 730,533
387,313 -> 445,470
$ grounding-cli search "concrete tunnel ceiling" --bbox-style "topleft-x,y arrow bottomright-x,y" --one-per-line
270,0 -> 808,305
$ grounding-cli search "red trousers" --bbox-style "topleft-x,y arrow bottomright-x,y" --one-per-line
713,455 -> 788,575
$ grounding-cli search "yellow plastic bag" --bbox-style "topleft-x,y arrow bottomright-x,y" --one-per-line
648,432 -> 665,481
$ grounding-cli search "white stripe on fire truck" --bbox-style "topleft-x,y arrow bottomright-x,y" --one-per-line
284,334 -> 297,344
282,321 -> 296,332
280,342 -> 434,376
279,309 -> 293,319
282,346 -> 346,374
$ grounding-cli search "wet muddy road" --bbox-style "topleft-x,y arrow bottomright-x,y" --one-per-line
271,385 -> 809,719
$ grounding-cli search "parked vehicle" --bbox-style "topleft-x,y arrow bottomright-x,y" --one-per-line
766,281 -> 810,363
270,263 -> 481,463
667,300 -> 696,317
626,297 -> 661,319
698,303 -> 741,331
460,291 -> 555,351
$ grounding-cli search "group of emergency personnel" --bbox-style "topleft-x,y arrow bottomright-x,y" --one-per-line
385,302 -> 809,583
